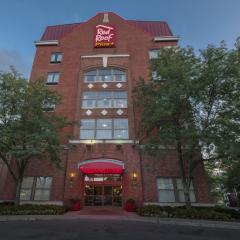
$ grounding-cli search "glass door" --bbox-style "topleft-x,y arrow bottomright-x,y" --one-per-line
84,174 -> 122,207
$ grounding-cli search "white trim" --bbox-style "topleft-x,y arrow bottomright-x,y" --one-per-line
144,202 -> 215,207
81,54 -> 130,58
78,159 -> 124,169
35,40 -> 59,46
69,139 -> 137,144
154,36 -> 179,42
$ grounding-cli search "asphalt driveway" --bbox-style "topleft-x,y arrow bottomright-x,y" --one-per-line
0,219 -> 240,240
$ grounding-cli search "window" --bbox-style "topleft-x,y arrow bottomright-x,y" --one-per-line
82,91 -> 127,109
157,178 -> 196,203
20,177 -> 52,201
47,72 -> 59,85
80,118 -> 129,140
42,101 -> 55,112
152,71 -> 162,81
84,68 -> 126,83
149,49 -> 160,59
50,52 -> 62,63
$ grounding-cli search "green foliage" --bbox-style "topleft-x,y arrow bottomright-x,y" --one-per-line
0,204 -> 67,215
137,205 -> 240,221
133,41 -> 240,205
0,69 -> 69,205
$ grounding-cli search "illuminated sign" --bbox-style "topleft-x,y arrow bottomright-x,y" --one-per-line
94,25 -> 115,48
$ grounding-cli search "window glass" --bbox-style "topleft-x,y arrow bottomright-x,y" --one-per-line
97,119 -> 112,129
81,119 -> 95,129
114,119 -> 128,129
80,119 -> 129,140
80,130 -> 95,139
113,92 -> 127,99
98,92 -> 113,99
82,100 -> 96,108
84,68 -> 126,83
97,99 -> 112,108
47,72 -> 59,84
157,178 -> 196,203
114,130 -> 128,139
82,91 -> 127,109
96,130 -> 112,139
34,189 -> 51,201
50,53 -> 62,63
158,190 -> 175,202
82,92 -> 97,99
36,177 -> 52,189
113,99 -> 127,108
149,50 -> 160,59
21,177 -> 34,188
20,177 -> 52,201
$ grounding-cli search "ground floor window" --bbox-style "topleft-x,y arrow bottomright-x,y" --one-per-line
157,177 -> 196,203
20,177 -> 52,201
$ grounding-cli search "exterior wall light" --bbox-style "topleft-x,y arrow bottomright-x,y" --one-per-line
132,172 -> 137,185
69,172 -> 76,187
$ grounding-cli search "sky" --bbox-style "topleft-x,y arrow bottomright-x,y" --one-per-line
0,0 -> 239,78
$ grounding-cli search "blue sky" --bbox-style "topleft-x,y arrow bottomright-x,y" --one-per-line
0,0 -> 239,78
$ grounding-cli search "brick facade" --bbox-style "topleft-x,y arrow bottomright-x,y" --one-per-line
0,12 -> 212,207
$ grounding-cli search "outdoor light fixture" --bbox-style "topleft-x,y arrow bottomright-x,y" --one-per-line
69,172 -> 76,187
132,172 -> 137,185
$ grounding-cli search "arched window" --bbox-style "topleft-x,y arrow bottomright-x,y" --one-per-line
84,68 -> 126,83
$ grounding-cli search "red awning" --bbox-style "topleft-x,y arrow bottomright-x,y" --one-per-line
79,161 -> 124,174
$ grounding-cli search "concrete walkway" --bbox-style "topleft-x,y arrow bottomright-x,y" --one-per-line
0,209 -> 240,230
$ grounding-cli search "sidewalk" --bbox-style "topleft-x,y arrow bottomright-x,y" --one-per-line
0,211 -> 240,230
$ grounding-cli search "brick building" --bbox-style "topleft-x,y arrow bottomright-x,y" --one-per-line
0,12 -> 212,207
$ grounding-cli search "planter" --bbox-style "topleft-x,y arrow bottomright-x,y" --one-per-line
69,199 -> 81,211
70,202 -> 80,211
125,202 -> 136,212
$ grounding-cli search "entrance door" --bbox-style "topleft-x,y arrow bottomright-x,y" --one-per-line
84,174 -> 122,207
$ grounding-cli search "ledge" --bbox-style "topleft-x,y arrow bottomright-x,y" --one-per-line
69,139 -> 138,144
154,36 -> 179,42
34,40 -> 59,46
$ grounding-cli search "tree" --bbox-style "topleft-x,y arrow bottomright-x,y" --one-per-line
0,70 -> 68,206
133,41 -> 240,206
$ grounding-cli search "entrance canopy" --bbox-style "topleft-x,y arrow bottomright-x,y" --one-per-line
79,159 -> 124,174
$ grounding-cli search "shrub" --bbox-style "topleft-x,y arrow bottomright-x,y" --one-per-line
136,205 -> 240,221
0,204 -> 67,215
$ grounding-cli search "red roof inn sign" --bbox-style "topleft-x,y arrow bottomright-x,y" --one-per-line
94,25 -> 115,48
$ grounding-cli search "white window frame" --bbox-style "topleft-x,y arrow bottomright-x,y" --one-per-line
157,177 -> 196,203
50,52 -> 62,63
80,118 -> 129,140
20,176 -> 53,201
47,72 -> 60,85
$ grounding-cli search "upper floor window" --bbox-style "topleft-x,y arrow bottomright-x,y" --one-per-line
152,71 -> 162,81
149,49 -> 160,59
84,68 -> 126,83
47,72 -> 59,85
80,118 -> 129,140
82,91 -> 127,109
50,52 -> 62,63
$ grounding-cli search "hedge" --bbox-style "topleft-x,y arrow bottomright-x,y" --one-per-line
136,205 -> 240,221
0,204 -> 67,215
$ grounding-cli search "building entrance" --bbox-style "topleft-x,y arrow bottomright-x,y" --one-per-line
84,174 -> 122,207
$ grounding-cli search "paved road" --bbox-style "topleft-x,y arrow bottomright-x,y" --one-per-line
0,219 -> 240,240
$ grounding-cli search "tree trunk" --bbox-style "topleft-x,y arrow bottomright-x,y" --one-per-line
14,178 -> 23,207
182,179 -> 191,207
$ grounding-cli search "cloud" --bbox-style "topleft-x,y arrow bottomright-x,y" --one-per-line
0,49 -> 30,78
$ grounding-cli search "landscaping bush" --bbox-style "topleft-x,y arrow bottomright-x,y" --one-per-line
0,204 -> 67,215
136,205 -> 240,221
